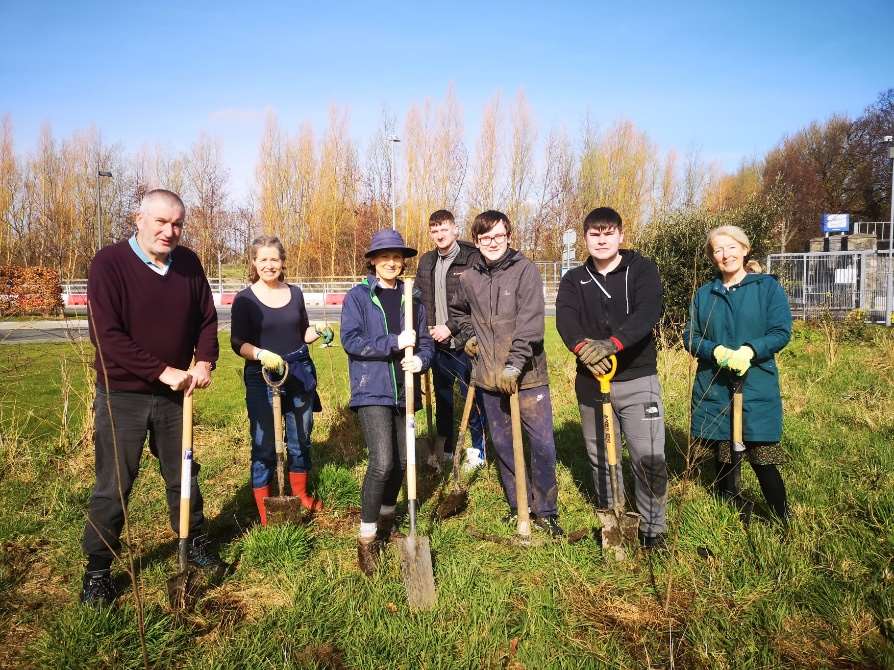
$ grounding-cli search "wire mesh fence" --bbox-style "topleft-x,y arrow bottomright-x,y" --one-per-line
766,250 -> 894,323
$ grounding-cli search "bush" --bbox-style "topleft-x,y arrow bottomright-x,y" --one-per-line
0,266 -> 63,316
636,196 -> 776,332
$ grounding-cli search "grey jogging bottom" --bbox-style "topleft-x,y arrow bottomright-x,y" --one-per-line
578,373 -> 667,535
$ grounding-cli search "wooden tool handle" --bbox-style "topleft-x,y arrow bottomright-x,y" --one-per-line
178,390 -> 193,539
458,382 -> 475,442
509,391 -> 531,538
732,389 -> 743,444
449,382 -> 476,479
404,279 -> 417,502
423,370 -> 434,440
602,399 -> 619,467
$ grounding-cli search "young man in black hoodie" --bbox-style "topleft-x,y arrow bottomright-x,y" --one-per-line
555,207 -> 667,548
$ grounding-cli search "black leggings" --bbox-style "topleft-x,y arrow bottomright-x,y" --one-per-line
357,406 -> 407,524
716,458 -> 788,520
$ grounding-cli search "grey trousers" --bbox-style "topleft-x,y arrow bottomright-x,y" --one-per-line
578,374 -> 667,535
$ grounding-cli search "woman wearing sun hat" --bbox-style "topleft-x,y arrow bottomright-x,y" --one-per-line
340,229 -> 434,574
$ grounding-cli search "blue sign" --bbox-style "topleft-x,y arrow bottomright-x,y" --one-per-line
821,214 -> 850,234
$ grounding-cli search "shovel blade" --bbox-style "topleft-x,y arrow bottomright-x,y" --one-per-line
596,509 -> 640,560
596,508 -> 625,560
166,569 -> 198,611
265,496 -> 305,526
434,487 -> 468,520
398,534 -> 436,611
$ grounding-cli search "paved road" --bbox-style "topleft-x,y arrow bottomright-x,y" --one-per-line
1,304 -> 557,344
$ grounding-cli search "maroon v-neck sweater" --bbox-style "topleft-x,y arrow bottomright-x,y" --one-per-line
87,240 -> 219,392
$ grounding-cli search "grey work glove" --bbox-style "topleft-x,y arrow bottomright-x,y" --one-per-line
587,357 -> 613,377
496,365 -> 521,395
576,338 -> 618,366
464,335 -> 479,357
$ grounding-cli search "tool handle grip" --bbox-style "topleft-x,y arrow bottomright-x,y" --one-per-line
594,355 -> 618,394
509,391 -> 530,538
404,280 -> 417,502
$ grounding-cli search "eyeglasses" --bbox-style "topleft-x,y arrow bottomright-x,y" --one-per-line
478,233 -> 507,246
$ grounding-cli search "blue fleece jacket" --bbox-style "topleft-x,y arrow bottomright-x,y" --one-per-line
340,275 -> 434,409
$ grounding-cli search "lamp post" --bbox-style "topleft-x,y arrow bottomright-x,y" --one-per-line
885,136 -> 894,327
95,169 -> 113,250
389,137 -> 400,231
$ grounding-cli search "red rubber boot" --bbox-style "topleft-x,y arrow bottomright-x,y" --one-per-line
253,485 -> 270,526
288,472 -> 323,511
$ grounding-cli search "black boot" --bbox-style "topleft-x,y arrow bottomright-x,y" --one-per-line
533,515 -> 565,538
80,569 -> 116,608
639,532 -> 668,552
375,513 -> 404,544
187,534 -> 226,571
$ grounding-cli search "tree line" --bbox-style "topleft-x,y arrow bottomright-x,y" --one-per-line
0,87 -> 891,279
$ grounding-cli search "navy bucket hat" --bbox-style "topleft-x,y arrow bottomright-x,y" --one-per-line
364,229 -> 417,258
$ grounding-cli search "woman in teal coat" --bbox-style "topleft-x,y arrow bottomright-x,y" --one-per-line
683,225 -> 792,521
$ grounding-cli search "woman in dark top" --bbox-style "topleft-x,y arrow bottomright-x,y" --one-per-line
340,229 -> 433,575
231,235 -> 334,525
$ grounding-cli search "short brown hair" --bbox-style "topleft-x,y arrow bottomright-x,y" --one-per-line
428,209 -> 455,226
248,235 -> 286,283
583,207 -> 623,233
471,210 -> 512,241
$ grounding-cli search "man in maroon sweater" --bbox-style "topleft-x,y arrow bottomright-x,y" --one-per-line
80,189 -> 222,607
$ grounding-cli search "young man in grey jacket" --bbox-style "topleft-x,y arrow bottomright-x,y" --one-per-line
450,210 -> 563,536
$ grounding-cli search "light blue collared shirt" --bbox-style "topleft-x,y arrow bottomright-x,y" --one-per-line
129,234 -> 172,275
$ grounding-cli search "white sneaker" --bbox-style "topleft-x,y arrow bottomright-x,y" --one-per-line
462,448 -> 485,472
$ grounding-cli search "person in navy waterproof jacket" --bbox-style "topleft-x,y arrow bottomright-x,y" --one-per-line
340,229 -> 434,575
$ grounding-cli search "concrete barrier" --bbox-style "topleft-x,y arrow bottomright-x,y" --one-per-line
66,293 -> 88,306
303,292 -> 324,306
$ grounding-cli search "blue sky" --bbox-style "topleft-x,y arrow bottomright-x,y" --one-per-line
1,1 -> 892,199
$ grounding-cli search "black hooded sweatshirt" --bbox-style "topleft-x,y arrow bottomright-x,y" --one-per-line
555,250 -> 662,384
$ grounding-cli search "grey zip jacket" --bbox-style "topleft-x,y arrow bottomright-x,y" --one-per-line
449,249 -> 549,392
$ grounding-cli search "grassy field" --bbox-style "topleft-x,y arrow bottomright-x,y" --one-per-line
1,320 -> 893,669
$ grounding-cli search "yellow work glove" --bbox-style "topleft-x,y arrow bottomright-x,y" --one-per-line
726,346 -> 754,376
712,345 -> 734,368
256,349 -> 285,374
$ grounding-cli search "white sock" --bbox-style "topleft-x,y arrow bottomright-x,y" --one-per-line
359,522 -> 377,538
379,505 -> 396,517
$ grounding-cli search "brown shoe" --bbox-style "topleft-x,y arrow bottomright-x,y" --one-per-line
357,536 -> 379,576
375,513 -> 405,544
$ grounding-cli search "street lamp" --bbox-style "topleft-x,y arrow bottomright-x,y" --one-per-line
884,136 -> 894,327
96,169 -> 113,250
389,137 -> 400,231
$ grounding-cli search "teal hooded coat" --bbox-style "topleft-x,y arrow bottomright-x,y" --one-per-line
683,273 -> 792,442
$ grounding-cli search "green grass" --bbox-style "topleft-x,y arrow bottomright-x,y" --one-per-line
1,321 -> 893,668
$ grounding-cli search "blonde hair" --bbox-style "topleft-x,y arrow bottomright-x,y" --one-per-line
248,235 -> 286,283
705,225 -> 751,259
745,259 -> 763,273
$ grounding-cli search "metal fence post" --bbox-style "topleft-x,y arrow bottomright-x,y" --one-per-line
802,255 -> 808,321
